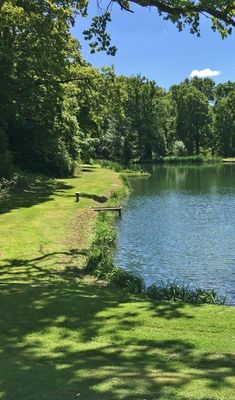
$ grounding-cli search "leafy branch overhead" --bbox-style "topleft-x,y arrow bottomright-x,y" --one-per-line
84,0 -> 235,54
0,1 -> 234,55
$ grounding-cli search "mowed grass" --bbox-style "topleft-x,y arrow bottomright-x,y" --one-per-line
0,166 -> 234,400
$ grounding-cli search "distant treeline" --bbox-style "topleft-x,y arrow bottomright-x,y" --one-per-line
0,2 -> 235,178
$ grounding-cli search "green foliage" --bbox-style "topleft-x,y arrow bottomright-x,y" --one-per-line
99,160 -> 125,172
85,215 -> 116,277
0,1 -> 234,176
98,160 -> 150,178
171,83 -> 212,155
0,178 -> 11,204
83,12 -> 117,55
79,1 -> 235,55
172,140 -> 187,157
163,155 -> 204,163
0,0 -> 83,177
214,90 -> 235,157
108,268 -> 145,293
85,186 -> 146,294
86,216 -> 145,293
146,283 -> 225,305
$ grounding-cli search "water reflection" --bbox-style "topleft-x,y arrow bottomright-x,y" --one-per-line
114,164 -> 235,305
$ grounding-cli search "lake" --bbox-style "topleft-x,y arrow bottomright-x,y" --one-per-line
113,164 -> 235,305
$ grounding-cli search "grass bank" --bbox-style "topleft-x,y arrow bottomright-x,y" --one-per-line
0,165 -> 234,400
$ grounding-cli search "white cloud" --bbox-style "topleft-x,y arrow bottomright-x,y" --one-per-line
190,68 -> 221,78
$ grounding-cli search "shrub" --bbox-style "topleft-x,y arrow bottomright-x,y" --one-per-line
0,178 -> 11,204
98,160 -> 124,172
109,268 -> 145,293
172,140 -> 187,157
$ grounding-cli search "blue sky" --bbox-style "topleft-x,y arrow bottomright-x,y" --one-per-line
72,2 -> 235,89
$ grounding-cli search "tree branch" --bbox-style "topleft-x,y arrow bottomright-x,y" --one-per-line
118,1 -> 235,27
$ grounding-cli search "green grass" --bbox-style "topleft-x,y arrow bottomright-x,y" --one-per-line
0,165 -> 234,400
223,158 -> 235,163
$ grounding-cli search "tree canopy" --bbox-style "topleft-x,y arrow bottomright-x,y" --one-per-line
0,0 -> 234,178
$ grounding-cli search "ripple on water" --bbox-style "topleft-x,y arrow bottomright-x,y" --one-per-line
113,164 -> 235,305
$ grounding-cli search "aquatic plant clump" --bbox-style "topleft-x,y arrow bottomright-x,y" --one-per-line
146,283 -> 225,305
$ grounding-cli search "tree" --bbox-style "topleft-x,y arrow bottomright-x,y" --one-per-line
215,81 -> 235,101
0,0 -> 85,176
124,75 -> 168,161
118,1 -> 235,33
215,91 -> 235,157
171,84 -> 212,155
185,77 -> 216,102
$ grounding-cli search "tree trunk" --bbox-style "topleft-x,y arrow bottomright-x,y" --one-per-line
195,127 -> 200,155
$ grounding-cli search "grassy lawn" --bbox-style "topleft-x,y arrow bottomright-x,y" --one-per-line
0,165 -> 234,400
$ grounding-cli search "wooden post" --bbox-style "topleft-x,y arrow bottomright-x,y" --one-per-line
118,209 -> 122,217
75,192 -> 80,202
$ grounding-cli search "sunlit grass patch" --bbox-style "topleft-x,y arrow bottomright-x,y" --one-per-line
0,165 -> 234,400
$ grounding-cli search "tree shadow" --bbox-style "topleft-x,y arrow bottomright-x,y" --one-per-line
144,299 -> 196,320
0,277 -> 234,400
0,249 -> 89,284
80,192 -> 108,203
0,178 -> 74,215
81,167 -> 97,172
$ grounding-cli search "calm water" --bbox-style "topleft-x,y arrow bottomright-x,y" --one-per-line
114,164 -> 235,305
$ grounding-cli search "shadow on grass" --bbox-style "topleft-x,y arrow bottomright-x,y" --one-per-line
0,249 -> 88,283
0,178 -> 74,215
80,193 -> 108,203
81,166 -> 97,172
0,274 -> 234,399
0,251 -> 198,321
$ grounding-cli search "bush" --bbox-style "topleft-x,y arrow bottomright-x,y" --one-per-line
172,140 -> 187,157
109,268 -> 145,293
146,283 -> 225,305
98,160 -> 124,172
0,178 -> 11,204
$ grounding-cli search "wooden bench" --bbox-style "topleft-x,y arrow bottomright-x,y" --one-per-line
91,206 -> 122,217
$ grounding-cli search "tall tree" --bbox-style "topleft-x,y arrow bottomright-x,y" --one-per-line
0,0 -> 85,175
185,77 -> 216,102
215,91 -> 235,157
171,84 -> 211,155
